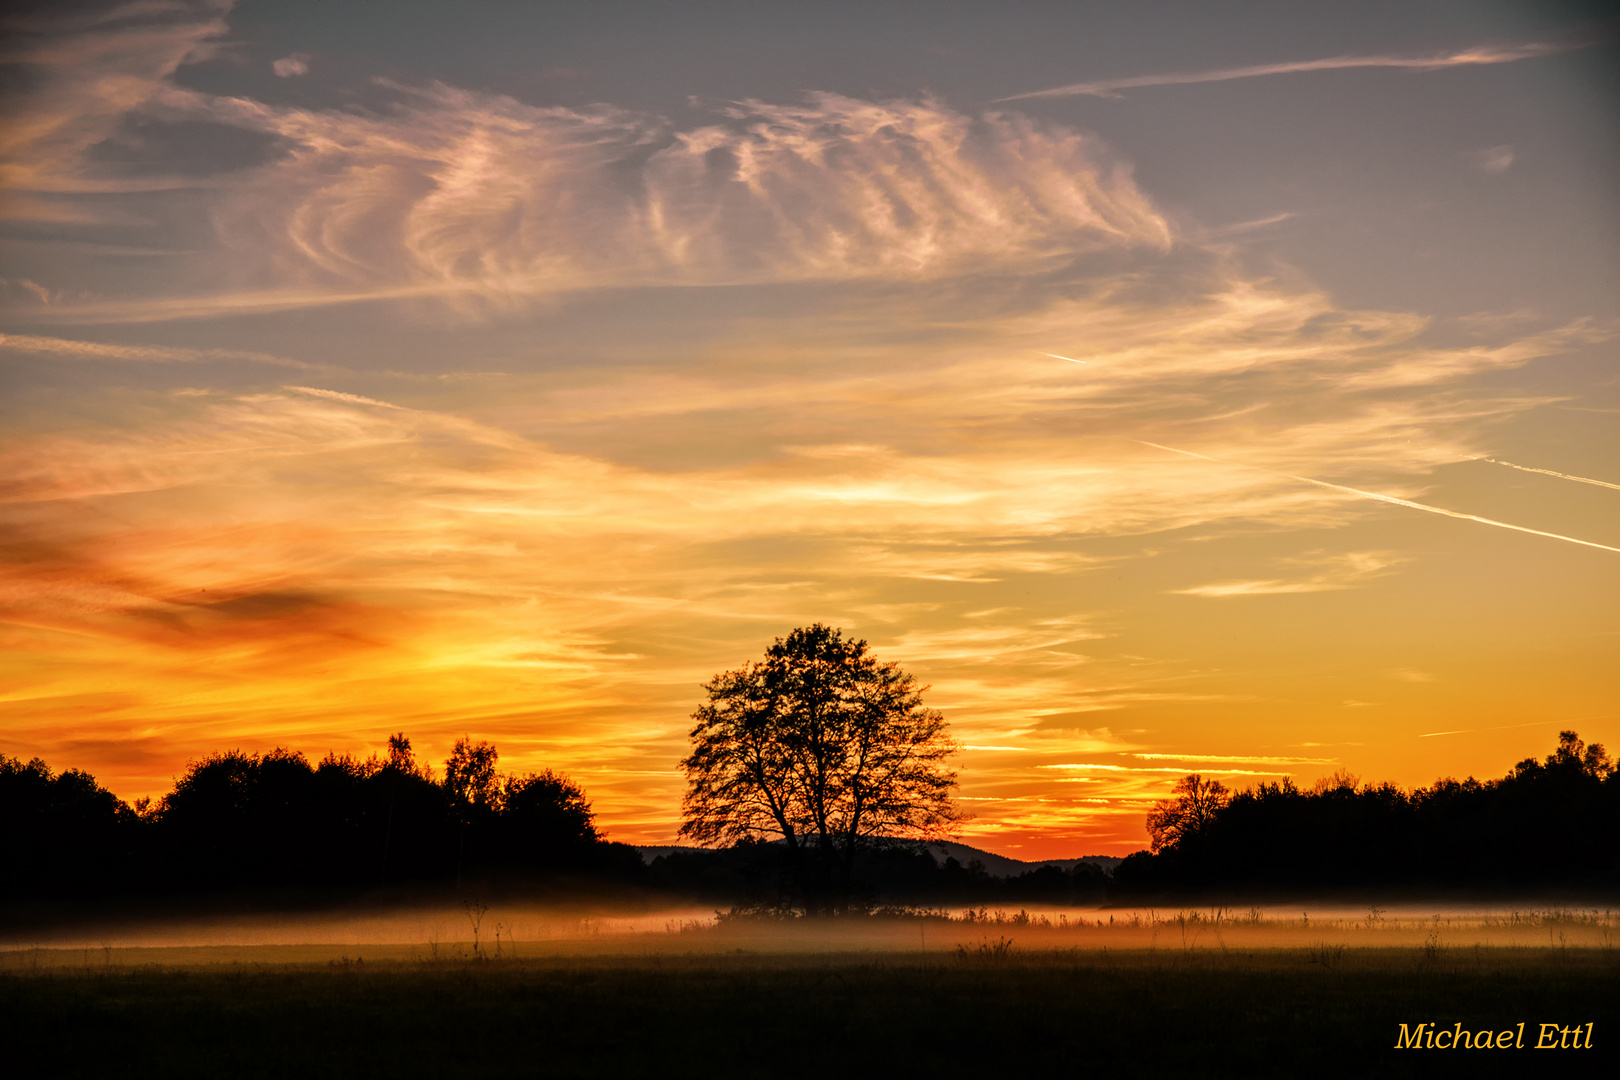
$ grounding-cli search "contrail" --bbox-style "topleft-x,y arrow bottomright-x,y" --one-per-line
1138,441 -> 1620,555
998,39 -> 1588,101
286,385 -> 406,410
1420,716 -> 1612,738
1473,456 -> 1620,492
1042,352 -> 1087,364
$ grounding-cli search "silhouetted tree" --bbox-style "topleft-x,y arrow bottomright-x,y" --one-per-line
386,733 -> 419,776
502,771 -> 596,842
1514,729 -> 1612,780
444,738 -> 500,817
153,748 -> 380,890
443,738 -> 500,888
1146,773 -> 1230,854
377,733 -> 413,883
679,624 -> 960,913
0,755 -> 138,899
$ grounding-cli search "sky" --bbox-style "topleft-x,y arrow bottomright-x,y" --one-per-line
1,0 -> 1616,858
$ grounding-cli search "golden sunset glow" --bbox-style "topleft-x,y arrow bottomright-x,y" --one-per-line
2,1 -> 1615,858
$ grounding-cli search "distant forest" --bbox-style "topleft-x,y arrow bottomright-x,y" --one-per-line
1,735 -> 641,907
1114,730 -> 1619,899
3,729 -> 1617,916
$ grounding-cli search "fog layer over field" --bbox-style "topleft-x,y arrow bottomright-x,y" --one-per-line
6,902 -> 1616,963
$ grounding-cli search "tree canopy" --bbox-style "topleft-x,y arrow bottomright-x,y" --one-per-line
679,624 -> 960,911
1145,773 -> 1230,854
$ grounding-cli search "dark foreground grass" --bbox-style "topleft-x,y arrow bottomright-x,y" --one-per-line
3,947 -> 1615,1079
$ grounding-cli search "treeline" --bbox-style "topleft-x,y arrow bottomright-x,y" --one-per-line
1,735 -> 639,907
1115,730 -> 1620,898
10,728 -> 1617,913
4,731 -> 1110,913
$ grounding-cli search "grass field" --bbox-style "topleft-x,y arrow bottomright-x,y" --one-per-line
3,927 -> 1616,1079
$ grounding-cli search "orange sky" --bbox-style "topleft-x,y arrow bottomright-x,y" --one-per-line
1,1 -> 1616,858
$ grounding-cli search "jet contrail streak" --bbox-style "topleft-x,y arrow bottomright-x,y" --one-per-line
1138,441 -> 1620,554
1043,352 -> 1087,364
1475,456 -> 1620,492
997,40 -> 1586,100
1419,715 -> 1613,738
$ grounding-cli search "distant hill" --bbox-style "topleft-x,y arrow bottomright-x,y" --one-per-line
636,840 -> 1122,879
920,841 -> 1122,879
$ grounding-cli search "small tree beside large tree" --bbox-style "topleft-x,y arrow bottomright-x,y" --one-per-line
679,624 -> 960,913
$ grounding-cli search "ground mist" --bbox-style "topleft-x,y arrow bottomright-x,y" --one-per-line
4,931 -> 1615,1078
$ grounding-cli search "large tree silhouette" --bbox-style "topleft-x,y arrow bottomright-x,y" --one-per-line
679,624 -> 960,912
1146,773 -> 1230,854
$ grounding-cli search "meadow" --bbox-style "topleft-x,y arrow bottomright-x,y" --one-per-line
3,907 -> 1615,1078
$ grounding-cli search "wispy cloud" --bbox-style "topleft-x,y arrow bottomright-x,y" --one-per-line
0,332 -> 325,370
1,3 -> 1177,315
0,0 -> 233,211
271,53 -> 309,78
1130,753 -> 1337,766
1039,763 -> 1294,776
998,40 -> 1589,101
1172,580 -> 1334,598
1468,145 -> 1516,174
46,86 -> 1165,318
1170,551 -> 1401,598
